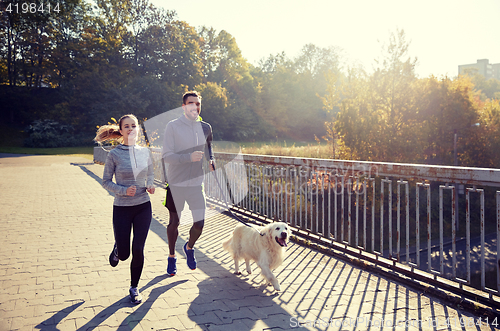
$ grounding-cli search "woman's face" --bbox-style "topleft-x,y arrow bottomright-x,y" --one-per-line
119,117 -> 138,145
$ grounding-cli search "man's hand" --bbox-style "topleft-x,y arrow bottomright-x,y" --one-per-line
209,160 -> 215,171
147,185 -> 155,194
190,151 -> 204,162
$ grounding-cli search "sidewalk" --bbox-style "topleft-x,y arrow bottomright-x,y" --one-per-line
0,154 -> 497,330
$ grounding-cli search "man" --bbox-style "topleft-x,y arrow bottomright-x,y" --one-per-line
161,91 -> 215,275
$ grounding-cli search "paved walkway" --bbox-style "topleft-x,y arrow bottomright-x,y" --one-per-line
0,154 -> 498,331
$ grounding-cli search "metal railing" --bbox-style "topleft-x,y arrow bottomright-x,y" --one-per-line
205,153 -> 500,302
95,147 -> 500,304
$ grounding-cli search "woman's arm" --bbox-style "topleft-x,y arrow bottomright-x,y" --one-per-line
102,152 -> 128,196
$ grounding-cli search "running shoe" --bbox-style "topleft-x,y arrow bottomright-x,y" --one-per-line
109,243 -> 119,267
129,286 -> 142,304
167,256 -> 177,276
183,242 -> 197,270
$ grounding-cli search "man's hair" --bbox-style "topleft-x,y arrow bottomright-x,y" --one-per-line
183,91 -> 202,104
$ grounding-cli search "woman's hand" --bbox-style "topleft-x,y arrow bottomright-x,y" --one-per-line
147,185 -> 155,194
126,185 -> 137,196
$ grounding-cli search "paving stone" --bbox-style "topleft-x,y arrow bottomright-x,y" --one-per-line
187,310 -> 223,326
189,300 -> 233,315
203,319 -> 249,331
0,154 -> 495,331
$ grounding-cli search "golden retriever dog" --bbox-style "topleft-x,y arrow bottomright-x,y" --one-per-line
222,222 -> 291,291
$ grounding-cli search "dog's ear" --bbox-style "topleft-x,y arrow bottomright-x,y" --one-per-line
262,223 -> 273,236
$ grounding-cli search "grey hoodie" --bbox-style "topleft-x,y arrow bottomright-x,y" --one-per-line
102,144 -> 155,206
161,115 -> 213,187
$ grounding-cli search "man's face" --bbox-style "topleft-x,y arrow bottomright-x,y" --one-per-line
183,96 -> 201,121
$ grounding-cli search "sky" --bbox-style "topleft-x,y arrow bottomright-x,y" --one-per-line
150,0 -> 500,78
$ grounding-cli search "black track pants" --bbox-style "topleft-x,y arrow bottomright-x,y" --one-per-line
112,201 -> 152,288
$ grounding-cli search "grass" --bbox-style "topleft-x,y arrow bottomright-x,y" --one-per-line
237,139 -> 313,148
0,146 -> 94,160
221,140 -> 335,159
241,143 -> 333,159
0,138 -> 334,161
1,141 -> 334,162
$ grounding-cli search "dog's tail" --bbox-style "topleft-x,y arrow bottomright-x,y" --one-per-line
222,236 -> 233,252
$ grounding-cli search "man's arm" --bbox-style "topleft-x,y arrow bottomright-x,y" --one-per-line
203,122 -> 215,171
203,122 -> 214,161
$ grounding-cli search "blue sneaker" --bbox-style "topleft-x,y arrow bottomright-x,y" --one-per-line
183,242 -> 197,270
167,257 -> 177,276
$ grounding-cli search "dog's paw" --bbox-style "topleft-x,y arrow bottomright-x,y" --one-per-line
271,280 -> 281,291
234,271 -> 242,275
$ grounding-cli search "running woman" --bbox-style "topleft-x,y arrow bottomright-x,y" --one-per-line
95,114 -> 155,304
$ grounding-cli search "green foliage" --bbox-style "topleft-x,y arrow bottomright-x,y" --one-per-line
24,119 -> 92,147
0,145 -> 94,158
0,86 -> 65,126
323,29 -> 500,168
194,82 -> 229,140
252,44 -> 342,140
1,1 -> 499,166
461,69 -> 500,100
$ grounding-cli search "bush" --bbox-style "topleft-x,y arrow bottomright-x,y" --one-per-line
24,120 -> 93,148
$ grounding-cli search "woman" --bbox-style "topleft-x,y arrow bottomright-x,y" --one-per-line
94,114 -> 155,304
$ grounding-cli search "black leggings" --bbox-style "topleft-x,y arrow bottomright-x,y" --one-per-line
113,201 -> 152,288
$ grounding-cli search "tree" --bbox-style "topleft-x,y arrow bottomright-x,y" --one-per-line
199,28 -> 251,87
333,67 -> 375,160
476,99 -> 500,167
194,82 -> 228,139
420,76 -> 480,165
0,0 -> 81,87
460,68 -> 500,101
48,0 -> 92,87
369,29 -> 418,161
122,0 -> 175,73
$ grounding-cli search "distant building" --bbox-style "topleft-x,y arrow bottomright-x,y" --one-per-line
459,59 -> 500,80
493,63 -> 500,81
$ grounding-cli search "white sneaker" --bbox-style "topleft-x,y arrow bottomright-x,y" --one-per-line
129,287 -> 142,304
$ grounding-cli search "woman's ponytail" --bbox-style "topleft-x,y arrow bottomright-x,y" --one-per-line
94,124 -> 122,143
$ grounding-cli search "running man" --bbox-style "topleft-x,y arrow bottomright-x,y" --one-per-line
161,91 -> 215,275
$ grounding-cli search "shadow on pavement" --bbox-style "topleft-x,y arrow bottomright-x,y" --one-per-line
68,163 -> 489,331
35,301 -> 84,331
76,276 -> 188,330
